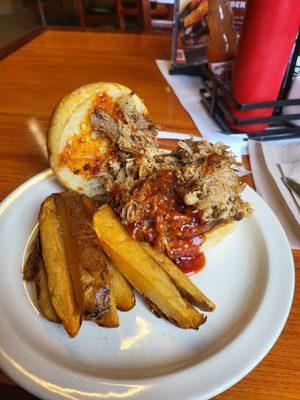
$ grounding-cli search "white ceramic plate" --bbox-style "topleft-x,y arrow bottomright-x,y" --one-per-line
0,169 -> 294,400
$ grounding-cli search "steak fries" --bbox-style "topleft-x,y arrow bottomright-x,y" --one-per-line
24,193 -> 216,334
30,192 -> 119,336
93,205 -> 207,330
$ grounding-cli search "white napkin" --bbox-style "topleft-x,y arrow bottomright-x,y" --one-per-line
280,161 -> 300,208
261,142 -> 300,225
249,140 -> 300,249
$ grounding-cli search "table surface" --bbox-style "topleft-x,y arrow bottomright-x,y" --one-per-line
0,30 -> 299,400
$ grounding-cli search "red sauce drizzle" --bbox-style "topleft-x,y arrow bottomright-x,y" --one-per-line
95,92 -> 124,122
125,169 -> 206,274
174,253 -> 206,275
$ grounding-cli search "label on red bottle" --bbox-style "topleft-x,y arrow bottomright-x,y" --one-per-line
209,60 -> 234,85
229,1 -> 248,35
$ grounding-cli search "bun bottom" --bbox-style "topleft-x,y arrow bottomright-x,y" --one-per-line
201,221 -> 237,251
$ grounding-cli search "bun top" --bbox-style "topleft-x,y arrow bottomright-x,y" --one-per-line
47,82 -> 154,197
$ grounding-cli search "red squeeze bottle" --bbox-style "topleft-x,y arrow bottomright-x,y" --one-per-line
228,0 -> 300,132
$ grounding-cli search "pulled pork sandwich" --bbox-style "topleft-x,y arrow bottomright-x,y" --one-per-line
48,83 -> 252,274
48,83 -> 156,197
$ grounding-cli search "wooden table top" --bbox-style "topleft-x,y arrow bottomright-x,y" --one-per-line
0,29 -> 299,400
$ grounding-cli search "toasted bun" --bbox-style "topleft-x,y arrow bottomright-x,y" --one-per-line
201,221 -> 237,251
47,82 -> 149,197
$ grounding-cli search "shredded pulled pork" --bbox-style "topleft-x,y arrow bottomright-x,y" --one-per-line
106,140 -> 252,270
90,92 -> 252,271
99,138 -> 252,227
172,139 -> 252,222
90,93 -> 157,155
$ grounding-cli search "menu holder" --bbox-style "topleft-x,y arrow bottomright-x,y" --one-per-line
170,0 -> 209,75
170,0 -> 248,75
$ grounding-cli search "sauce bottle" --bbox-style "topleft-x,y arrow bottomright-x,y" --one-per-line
229,0 -> 300,132
206,0 -> 238,84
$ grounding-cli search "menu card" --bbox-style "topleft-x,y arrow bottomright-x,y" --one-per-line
170,0 -> 248,73
170,0 -> 209,73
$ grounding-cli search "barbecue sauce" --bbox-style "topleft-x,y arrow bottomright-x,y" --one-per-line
175,253 -> 206,275
126,169 -> 206,274
95,92 -> 124,122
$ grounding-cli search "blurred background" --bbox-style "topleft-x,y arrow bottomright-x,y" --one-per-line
0,0 -> 174,48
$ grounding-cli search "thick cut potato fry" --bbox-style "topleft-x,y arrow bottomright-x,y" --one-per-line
35,257 -> 60,322
109,261 -> 135,312
102,244 -> 206,329
39,195 -> 81,337
96,290 -> 119,328
141,243 -> 215,312
93,205 -> 206,329
55,194 -> 85,317
60,192 -> 110,320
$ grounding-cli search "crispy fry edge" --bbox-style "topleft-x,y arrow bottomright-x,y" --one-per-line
141,242 -> 215,312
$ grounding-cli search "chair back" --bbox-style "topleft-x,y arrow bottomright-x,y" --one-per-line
142,0 -> 173,31
117,0 -> 173,31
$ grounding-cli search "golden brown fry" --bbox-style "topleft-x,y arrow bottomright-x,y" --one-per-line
39,195 -> 81,337
93,205 -> 206,329
60,192 -> 111,320
96,290 -> 119,328
141,242 -> 215,312
109,261 -> 135,312
54,194 -> 85,317
35,257 -> 60,322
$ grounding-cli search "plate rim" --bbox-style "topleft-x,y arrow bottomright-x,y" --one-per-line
0,168 -> 295,400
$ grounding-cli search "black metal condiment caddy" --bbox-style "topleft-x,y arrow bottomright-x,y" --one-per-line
172,32 -> 300,141
199,67 -> 300,141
